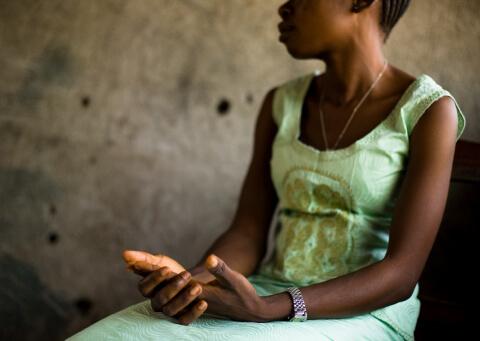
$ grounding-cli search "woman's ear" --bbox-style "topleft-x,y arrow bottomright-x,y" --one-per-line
351,0 -> 375,13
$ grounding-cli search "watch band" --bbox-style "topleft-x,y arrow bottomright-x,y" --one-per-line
286,287 -> 308,322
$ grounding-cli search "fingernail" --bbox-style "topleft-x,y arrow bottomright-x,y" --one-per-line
181,271 -> 190,280
198,301 -> 207,309
190,286 -> 201,295
206,254 -> 218,269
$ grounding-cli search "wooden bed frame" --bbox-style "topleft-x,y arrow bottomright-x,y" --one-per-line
414,139 -> 479,340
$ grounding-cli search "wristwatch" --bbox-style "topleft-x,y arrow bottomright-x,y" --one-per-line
286,287 -> 308,322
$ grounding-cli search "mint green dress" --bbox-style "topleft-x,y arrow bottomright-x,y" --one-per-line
68,71 -> 465,341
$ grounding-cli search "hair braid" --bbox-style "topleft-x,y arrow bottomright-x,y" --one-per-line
380,0 -> 411,42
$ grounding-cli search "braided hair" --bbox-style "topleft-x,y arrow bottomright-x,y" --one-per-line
379,0 -> 412,42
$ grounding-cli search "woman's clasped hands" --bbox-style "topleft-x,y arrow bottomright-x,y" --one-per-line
122,250 -> 270,326
123,250 -> 206,325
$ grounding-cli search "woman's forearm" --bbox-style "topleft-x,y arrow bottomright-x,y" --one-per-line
259,258 -> 414,321
188,227 -> 267,284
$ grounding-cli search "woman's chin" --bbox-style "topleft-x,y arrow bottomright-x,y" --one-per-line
283,45 -> 312,60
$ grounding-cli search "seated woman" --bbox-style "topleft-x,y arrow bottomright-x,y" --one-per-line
68,0 -> 466,340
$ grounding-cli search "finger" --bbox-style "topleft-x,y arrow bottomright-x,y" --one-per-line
123,250 -> 165,267
126,263 -> 154,277
161,282 -> 203,317
151,271 -> 191,311
138,267 -> 176,298
205,254 -> 235,288
177,300 -> 208,326
132,260 -> 165,273
205,254 -> 251,293
127,261 -> 165,277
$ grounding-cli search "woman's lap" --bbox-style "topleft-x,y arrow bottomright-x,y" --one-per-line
67,299 -> 403,341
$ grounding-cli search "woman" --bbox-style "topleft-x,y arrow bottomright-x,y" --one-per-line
68,0 -> 466,340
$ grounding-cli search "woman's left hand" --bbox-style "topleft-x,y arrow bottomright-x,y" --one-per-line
196,254 -> 268,322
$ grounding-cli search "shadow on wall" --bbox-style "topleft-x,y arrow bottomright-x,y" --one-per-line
0,253 -> 74,340
0,168 -> 83,340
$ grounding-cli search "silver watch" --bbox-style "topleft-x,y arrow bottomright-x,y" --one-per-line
286,287 -> 308,322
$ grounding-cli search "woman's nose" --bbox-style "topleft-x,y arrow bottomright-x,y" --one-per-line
278,2 -> 293,20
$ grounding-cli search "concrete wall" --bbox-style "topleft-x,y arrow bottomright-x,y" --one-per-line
0,0 -> 478,339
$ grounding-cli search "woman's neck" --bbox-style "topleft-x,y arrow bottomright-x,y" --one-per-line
315,43 -> 389,107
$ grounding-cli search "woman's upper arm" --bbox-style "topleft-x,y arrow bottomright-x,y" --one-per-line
229,87 -> 279,244
384,95 -> 459,295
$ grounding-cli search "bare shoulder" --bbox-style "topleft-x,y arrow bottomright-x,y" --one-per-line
255,86 -> 278,136
261,86 -> 278,115
388,65 -> 458,146
410,95 -> 458,153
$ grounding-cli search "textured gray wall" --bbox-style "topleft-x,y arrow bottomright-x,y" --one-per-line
0,0 -> 479,339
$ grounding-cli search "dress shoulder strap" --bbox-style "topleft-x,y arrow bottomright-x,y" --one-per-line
272,72 -> 313,128
399,74 -> 466,141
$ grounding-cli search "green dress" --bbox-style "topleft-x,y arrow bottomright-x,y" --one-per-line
67,71 -> 466,341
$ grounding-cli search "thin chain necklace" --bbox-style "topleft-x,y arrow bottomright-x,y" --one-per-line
318,59 -> 388,151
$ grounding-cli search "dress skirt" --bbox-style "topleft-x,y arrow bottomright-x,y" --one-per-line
67,273 -> 415,341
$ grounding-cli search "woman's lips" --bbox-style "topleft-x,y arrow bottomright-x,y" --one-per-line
278,22 -> 295,33
278,22 -> 295,41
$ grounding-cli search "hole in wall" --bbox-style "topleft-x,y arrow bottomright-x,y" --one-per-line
48,232 -> 59,244
217,98 -> 231,115
74,297 -> 93,316
81,96 -> 90,108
